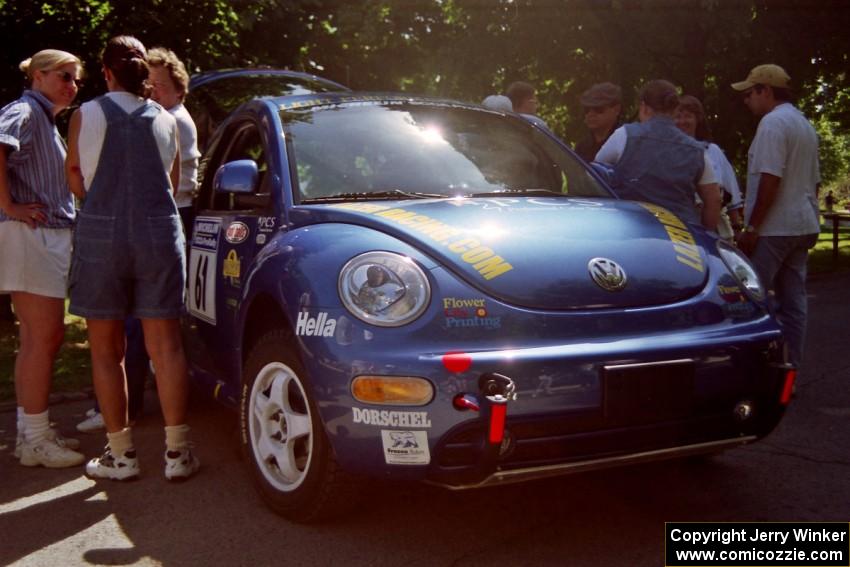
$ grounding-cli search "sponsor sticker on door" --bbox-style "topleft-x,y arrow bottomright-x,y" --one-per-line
381,430 -> 430,465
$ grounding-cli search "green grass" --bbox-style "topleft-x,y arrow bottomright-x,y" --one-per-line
0,306 -> 91,403
809,221 -> 850,275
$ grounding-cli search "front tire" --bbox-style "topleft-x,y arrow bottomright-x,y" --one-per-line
241,330 -> 359,522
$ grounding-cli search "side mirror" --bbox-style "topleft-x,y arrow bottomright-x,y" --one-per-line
214,160 -> 258,194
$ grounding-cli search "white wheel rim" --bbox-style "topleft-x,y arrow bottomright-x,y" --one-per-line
248,361 -> 313,492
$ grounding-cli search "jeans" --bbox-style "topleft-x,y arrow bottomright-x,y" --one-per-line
749,233 -> 818,368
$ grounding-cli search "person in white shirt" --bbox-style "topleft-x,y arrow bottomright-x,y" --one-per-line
674,95 -> 744,241
147,47 -> 200,232
731,63 -> 820,368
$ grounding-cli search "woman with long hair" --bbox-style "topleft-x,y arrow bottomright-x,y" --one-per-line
66,35 -> 199,481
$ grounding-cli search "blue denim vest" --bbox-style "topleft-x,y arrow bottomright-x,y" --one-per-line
611,116 -> 705,225
72,96 -> 184,293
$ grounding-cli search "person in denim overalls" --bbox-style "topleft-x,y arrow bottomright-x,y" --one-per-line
65,36 -> 200,481
595,79 -> 722,231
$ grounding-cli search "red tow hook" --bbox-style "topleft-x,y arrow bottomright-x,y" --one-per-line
780,367 -> 797,405
478,373 -> 517,445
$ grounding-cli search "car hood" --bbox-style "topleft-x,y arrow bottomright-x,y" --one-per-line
296,197 -> 711,310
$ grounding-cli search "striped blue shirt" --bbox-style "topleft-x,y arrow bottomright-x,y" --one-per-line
0,89 -> 75,228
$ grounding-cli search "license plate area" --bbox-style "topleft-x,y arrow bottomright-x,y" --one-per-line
603,359 -> 694,427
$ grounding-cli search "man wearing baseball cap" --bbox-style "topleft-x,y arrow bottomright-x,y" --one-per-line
574,82 -> 622,162
731,63 -> 820,370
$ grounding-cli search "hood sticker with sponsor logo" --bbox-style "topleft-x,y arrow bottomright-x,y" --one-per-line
225,221 -> 249,244
328,202 -> 514,280
639,202 -> 704,273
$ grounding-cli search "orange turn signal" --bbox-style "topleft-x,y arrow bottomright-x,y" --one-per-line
351,376 -> 434,406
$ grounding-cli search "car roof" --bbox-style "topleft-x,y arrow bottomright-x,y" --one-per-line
189,68 -> 349,92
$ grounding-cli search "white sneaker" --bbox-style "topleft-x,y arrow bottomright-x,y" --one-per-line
85,447 -> 140,481
77,411 -> 106,433
20,437 -> 85,468
164,448 -> 200,481
15,428 -> 80,459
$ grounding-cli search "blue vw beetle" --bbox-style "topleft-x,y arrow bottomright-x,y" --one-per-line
183,91 -> 794,522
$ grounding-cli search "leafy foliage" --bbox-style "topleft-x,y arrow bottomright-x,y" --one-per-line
2,0 -> 850,186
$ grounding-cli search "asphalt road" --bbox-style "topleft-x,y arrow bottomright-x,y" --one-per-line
1,271 -> 848,567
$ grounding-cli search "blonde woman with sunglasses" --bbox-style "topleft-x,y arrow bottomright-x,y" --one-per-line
0,49 -> 85,468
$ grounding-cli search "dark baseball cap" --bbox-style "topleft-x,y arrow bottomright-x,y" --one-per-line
580,82 -> 622,107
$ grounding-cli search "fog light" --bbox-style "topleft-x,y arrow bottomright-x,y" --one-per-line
351,376 -> 434,406
733,400 -> 754,421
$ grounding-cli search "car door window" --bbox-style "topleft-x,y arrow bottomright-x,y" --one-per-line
209,123 -> 272,212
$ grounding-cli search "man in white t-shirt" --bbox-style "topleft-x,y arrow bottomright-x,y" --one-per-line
731,63 -> 820,368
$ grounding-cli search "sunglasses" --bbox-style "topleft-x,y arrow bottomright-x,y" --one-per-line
49,70 -> 83,87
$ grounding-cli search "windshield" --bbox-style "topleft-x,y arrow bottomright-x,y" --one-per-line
281,102 -> 612,203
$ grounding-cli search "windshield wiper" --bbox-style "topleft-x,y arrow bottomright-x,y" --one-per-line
302,189 -> 448,203
466,188 -> 566,198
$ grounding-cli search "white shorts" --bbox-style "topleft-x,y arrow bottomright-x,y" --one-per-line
0,221 -> 72,299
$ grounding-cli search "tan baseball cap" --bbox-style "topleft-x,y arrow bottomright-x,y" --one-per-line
731,64 -> 791,91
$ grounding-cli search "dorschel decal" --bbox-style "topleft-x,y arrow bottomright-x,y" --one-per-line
225,221 -> 249,244
352,408 -> 432,428
381,430 -> 430,465
295,311 -> 337,337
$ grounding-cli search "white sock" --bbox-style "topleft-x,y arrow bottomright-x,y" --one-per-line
106,428 -> 134,456
17,406 -> 24,436
165,424 -> 191,452
23,411 -> 50,444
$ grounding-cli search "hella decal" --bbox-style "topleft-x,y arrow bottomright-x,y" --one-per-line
296,311 -> 337,337
352,408 -> 432,428
224,221 -> 249,244
329,203 -> 513,280
639,203 -> 705,273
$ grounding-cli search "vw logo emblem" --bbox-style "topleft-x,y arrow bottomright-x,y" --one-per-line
588,258 -> 627,292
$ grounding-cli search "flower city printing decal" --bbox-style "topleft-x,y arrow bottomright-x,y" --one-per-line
188,217 -> 221,325
327,203 -> 514,280
295,311 -> 337,337
638,202 -> 705,274
380,430 -> 430,465
224,221 -> 249,244
352,407 -> 432,428
442,297 -> 501,330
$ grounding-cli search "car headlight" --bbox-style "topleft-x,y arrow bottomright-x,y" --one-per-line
338,252 -> 431,327
716,241 -> 765,301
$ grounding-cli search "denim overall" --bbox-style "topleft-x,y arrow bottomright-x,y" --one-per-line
69,96 -> 185,320
611,116 -> 705,225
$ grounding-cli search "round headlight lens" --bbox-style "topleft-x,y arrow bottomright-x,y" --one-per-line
338,252 -> 431,327
717,241 -> 765,301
